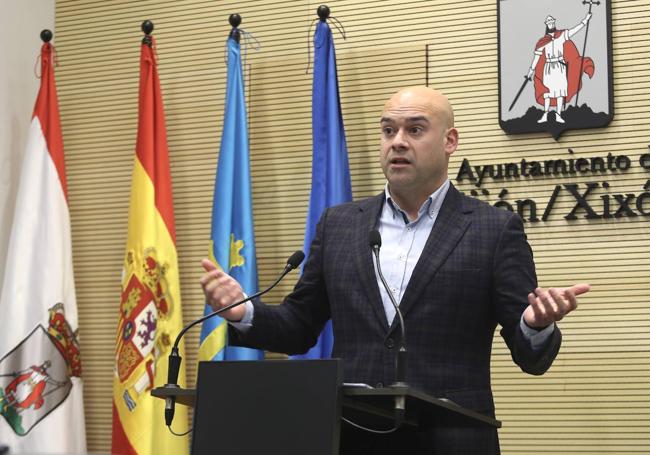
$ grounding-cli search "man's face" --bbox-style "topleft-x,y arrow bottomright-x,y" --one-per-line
545,19 -> 556,33
379,93 -> 456,195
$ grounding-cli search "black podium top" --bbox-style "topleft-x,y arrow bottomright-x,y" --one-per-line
152,384 -> 500,428
342,386 -> 500,428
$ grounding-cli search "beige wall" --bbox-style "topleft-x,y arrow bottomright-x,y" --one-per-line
53,0 -> 650,453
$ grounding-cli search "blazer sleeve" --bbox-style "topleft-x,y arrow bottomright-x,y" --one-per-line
492,212 -> 562,375
228,209 -> 332,355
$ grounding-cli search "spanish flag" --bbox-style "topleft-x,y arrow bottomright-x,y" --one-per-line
111,35 -> 189,455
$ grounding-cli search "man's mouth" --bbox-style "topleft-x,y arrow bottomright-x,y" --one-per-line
390,157 -> 411,165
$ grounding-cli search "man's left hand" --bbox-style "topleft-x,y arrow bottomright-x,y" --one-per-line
523,284 -> 590,329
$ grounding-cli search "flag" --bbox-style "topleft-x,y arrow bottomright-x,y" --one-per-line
198,35 -> 264,362
291,20 -> 353,360
111,37 -> 189,455
0,41 -> 86,453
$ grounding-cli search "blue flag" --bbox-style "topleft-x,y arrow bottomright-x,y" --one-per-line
291,20 -> 352,360
199,36 -> 264,361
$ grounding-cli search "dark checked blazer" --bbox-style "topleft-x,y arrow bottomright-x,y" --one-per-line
230,183 -> 561,419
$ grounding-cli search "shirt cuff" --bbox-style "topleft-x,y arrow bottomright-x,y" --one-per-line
228,300 -> 254,332
520,314 -> 555,350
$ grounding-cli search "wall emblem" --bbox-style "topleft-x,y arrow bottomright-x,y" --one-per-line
498,0 -> 613,139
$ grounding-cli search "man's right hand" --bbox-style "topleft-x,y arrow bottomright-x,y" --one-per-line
200,259 -> 247,322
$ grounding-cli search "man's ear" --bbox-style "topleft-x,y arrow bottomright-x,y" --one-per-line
444,127 -> 459,156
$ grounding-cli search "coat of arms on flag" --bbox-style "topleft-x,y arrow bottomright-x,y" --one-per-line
498,0 -> 613,139
116,248 -> 171,398
0,304 -> 80,436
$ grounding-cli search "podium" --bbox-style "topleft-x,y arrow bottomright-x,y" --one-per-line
152,359 -> 500,455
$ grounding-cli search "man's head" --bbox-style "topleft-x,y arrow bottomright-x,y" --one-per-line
379,86 -> 458,202
545,15 -> 557,34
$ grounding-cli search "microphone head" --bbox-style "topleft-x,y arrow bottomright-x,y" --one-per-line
287,250 -> 306,270
369,229 -> 382,250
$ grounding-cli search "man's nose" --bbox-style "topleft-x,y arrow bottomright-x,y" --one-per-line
391,129 -> 408,150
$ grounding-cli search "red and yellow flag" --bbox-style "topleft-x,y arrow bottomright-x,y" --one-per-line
111,37 -> 189,455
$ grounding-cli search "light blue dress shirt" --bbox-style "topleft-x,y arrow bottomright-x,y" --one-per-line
375,180 -> 450,325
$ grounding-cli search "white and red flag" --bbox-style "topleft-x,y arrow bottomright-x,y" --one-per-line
0,41 -> 86,452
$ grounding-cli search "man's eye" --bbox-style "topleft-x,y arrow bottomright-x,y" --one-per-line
410,126 -> 423,134
383,127 -> 394,135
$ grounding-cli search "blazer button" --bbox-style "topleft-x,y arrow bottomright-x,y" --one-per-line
385,338 -> 395,349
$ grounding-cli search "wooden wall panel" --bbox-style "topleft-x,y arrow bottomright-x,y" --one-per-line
54,0 -> 650,452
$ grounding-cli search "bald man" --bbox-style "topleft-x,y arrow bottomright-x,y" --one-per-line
201,87 -> 589,454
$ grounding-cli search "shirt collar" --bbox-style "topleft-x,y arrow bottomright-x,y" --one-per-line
383,179 -> 451,224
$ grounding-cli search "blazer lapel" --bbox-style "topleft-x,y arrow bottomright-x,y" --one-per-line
353,193 -> 389,329
393,185 -> 473,327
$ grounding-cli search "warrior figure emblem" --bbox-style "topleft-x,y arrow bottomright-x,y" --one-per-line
500,0 -> 611,138
1,361 -> 67,412
1,322 -> 75,435
526,13 -> 594,123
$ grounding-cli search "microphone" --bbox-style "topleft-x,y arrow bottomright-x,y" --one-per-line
164,250 -> 305,427
369,229 -> 407,426
369,229 -> 407,385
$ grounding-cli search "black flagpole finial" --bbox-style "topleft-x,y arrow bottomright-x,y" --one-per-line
229,14 -> 242,42
317,5 -> 330,21
40,29 -> 53,43
141,20 -> 154,35
141,20 -> 154,46
229,14 -> 241,28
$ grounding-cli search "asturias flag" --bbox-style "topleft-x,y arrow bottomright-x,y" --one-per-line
111,36 -> 189,455
198,35 -> 264,362
291,20 -> 352,360
0,40 -> 86,453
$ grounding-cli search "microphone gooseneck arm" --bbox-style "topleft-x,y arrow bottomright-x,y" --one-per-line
369,229 -> 408,430
369,230 -> 407,386
371,245 -> 407,386
172,264 -> 291,352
